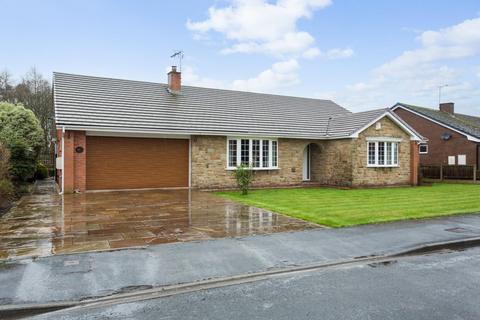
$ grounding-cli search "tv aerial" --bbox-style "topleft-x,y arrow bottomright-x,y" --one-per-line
170,50 -> 184,71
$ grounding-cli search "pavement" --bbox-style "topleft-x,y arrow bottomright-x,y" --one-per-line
33,246 -> 480,320
1,213 -> 480,308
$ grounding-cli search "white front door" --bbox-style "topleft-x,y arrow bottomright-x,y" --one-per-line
303,144 -> 311,181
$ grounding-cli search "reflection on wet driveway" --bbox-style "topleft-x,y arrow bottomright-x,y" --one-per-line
0,189 -> 318,260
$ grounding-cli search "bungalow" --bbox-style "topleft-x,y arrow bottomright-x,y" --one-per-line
54,67 -> 422,193
392,103 -> 480,167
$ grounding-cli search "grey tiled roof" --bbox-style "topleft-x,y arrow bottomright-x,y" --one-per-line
327,108 -> 389,138
54,72 -> 404,139
395,103 -> 480,139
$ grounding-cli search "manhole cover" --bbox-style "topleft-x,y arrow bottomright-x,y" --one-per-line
64,260 -> 80,267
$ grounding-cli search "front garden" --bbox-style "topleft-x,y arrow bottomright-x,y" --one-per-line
217,183 -> 480,227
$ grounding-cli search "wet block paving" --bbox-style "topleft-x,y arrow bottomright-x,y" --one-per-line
0,189 -> 318,260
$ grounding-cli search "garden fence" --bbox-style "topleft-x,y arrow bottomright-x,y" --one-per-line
420,165 -> 478,182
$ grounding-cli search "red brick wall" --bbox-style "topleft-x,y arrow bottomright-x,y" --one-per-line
74,131 -> 86,192
62,130 -> 86,193
410,141 -> 419,185
394,108 -> 479,167
55,129 -> 62,184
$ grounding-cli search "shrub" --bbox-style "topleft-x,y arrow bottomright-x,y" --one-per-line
35,162 -> 49,180
0,141 -> 9,180
0,102 -> 44,181
0,141 -> 13,199
233,164 -> 254,195
0,179 -> 14,199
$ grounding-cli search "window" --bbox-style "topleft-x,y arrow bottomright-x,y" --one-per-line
252,140 -> 260,168
378,142 -> 385,165
419,144 -> 428,154
458,155 -> 466,165
240,139 -> 249,165
227,138 -> 278,169
272,141 -> 278,167
386,142 -> 392,164
262,140 -> 269,168
393,143 -> 398,164
366,140 -> 399,167
228,140 -> 237,167
368,142 -> 376,165
448,156 -> 455,165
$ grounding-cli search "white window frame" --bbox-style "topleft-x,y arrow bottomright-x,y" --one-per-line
419,144 -> 428,154
448,156 -> 456,165
458,154 -> 466,166
226,137 -> 279,170
366,138 -> 401,168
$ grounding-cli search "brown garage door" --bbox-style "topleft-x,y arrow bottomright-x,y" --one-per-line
86,136 -> 189,190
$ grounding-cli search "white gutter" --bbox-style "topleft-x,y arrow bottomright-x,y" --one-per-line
56,125 -> 354,141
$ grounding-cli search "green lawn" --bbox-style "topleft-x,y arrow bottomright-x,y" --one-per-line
216,184 -> 480,227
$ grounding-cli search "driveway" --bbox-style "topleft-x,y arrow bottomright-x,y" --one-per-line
0,184 -> 317,260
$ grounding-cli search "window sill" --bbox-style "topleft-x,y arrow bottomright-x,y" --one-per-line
226,167 -> 280,171
367,165 -> 399,168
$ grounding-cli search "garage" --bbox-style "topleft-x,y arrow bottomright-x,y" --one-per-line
86,136 -> 189,190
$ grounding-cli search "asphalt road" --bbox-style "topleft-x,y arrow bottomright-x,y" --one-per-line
33,246 -> 480,320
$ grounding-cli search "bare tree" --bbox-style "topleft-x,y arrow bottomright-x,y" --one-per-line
0,70 -> 15,103
15,67 -> 54,160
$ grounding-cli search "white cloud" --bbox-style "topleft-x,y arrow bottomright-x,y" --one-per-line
187,0 -> 332,57
376,17 -> 480,76
232,59 -> 300,92
302,47 -> 353,60
181,66 -> 227,89
326,17 -> 480,115
323,48 -> 354,60
302,47 -> 321,59
185,0 -> 355,95
179,59 -> 300,93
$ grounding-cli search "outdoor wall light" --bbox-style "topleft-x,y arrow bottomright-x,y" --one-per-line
75,146 -> 84,153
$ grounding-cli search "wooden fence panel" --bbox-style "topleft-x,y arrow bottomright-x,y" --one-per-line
420,166 -> 441,179
420,165 -> 478,181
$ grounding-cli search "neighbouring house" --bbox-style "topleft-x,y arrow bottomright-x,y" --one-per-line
392,103 -> 480,168
54,68 -> 423,193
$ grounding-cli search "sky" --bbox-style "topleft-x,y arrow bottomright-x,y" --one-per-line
1,0 -> 479,115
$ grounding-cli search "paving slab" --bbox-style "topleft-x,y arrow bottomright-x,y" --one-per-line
1,213 -> 480,306
0,188 -> 316,260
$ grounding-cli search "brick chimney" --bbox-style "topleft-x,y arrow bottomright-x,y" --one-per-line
439,102 -> 454,114
168,66 -> 181,93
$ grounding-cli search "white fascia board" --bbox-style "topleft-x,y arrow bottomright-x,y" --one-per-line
56,125 -> 355,141
86,131 -> 191,139
366,137 -> 403,142
349,112 -> 423,141
391,104 -> 480,143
